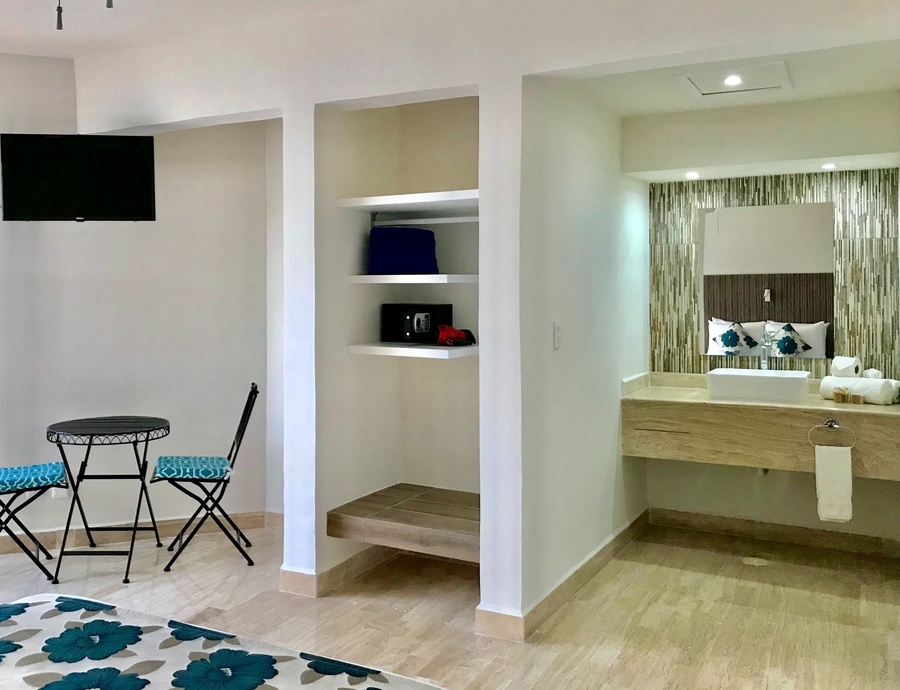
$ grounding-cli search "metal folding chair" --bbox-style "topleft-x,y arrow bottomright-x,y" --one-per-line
151,383 -> 259,572
0,461 -> 78,580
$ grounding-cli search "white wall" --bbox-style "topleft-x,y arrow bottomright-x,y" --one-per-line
67,0 -> 900,616
0,116 -> 269,531
397,98 -> 479,194
648,461 -> 900,542
519,78 -> 649,612
338,97 -> 479,197
703,203 -> 835,275
622,91 -> 900,175
313,106 -> 404,573
266,119 -> 285,514
338,106 -> 402,199
0,53 -> 76,134
398,218 -> 480,492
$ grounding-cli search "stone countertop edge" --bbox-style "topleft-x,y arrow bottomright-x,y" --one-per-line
621,373 -> 900,417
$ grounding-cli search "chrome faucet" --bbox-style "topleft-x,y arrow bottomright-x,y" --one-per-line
760,331 -> 772,370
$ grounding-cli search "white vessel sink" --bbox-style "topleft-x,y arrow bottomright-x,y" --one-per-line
707,368 -> 810,404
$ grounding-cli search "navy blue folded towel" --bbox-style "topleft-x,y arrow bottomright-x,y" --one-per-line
368,226 -> 439,275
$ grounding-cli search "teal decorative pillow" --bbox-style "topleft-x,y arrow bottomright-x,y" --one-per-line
712,322 -> 758,356
771,323 -> 812,357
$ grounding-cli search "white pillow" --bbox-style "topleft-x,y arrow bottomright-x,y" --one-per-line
766,321 -> 828,358
707,319 -> 728,355
709,318 -> 765,356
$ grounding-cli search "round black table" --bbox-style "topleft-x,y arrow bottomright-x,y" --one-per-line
47,416 -> 170,584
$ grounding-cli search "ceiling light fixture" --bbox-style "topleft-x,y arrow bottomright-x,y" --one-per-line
55,0 -> 113,30
821,163 -> 837,171
723,74 -> 743,87
686,171 -> 701,180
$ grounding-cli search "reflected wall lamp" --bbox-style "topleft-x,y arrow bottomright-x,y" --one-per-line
57,0 -> 113,31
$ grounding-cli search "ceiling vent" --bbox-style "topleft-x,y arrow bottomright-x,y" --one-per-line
677,60 -> 793,98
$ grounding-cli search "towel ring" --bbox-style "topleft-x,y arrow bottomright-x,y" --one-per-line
808,418 -> 856,449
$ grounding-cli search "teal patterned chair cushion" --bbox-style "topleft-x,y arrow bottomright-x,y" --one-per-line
154,456 -> 231,481
0,462 -> 66,494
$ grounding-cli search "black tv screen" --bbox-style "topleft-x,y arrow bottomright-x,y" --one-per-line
1,133 -> 155,222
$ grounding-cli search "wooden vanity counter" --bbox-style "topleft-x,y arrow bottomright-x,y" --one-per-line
622,379 -> 900,480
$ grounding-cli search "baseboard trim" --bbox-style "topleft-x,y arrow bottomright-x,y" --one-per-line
0,511 -> 267,555
522,509 -> 649,639
264,511 -> 284,528
650,508 -> 900,558
279,545 -> 398,598
278,568 -> 318,598
474,607 -> 525,642
475,509 -> 650,642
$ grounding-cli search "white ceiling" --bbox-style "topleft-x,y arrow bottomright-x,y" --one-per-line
579,40 -> 900,116
0,0 -> 371,59
632,153 -> 900,183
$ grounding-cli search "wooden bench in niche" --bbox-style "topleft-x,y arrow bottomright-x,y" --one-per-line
327,483 -> 480,563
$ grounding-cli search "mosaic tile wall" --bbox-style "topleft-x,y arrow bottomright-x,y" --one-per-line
649,169 -> 900,378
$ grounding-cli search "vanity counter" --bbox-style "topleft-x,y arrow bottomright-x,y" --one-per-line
622,376 -> 900,480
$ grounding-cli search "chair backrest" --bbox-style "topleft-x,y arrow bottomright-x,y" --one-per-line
227,383 -> 259,472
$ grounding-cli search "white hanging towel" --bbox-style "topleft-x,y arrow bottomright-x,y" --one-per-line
815,445 -> 853,522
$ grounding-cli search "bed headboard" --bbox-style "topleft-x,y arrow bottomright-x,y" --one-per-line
703,272 -> 834,357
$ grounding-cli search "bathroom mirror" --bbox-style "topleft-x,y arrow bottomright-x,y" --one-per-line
649,169 -> 899,379
700,202 -> 835,359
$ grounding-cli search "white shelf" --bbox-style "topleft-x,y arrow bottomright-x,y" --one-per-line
349,274 -> 478,284
348,343 -> 479,359
338,189 -> 479,215
372,216 -> 479,226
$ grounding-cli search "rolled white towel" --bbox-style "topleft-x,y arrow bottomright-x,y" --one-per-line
888,380 -> 900,404
863,369 -> 884,379
830,357 -> 862,377
820,376 -> 894,405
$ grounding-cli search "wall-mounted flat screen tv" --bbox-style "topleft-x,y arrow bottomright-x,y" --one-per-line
1,133 -> 156,222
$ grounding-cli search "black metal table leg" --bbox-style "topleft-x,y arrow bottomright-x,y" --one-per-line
122,439 -> 165,583
46,416 -> 171,585
132,440 -> 162,547
53,440 -> 94,584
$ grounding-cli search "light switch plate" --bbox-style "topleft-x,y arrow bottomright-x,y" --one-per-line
553,321 -> 561,350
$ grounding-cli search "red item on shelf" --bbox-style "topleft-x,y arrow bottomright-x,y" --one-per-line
437,325 -> 476,346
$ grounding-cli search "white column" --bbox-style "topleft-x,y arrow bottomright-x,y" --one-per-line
281,102 -> 318,574
477,75 -> 525,617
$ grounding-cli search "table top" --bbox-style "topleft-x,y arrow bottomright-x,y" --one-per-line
47,416 -> 171,446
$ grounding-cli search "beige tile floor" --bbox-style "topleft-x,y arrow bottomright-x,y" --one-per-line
1,523 -> 898,689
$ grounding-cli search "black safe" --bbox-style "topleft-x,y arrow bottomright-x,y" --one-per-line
381,304 -> 452,344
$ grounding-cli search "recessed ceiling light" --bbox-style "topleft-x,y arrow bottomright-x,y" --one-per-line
723,74 -> 743,87
821,163 -> 837,171
686,171 -> 701,180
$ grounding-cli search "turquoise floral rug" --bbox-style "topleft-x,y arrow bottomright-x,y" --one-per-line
0,595 -> 443,690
